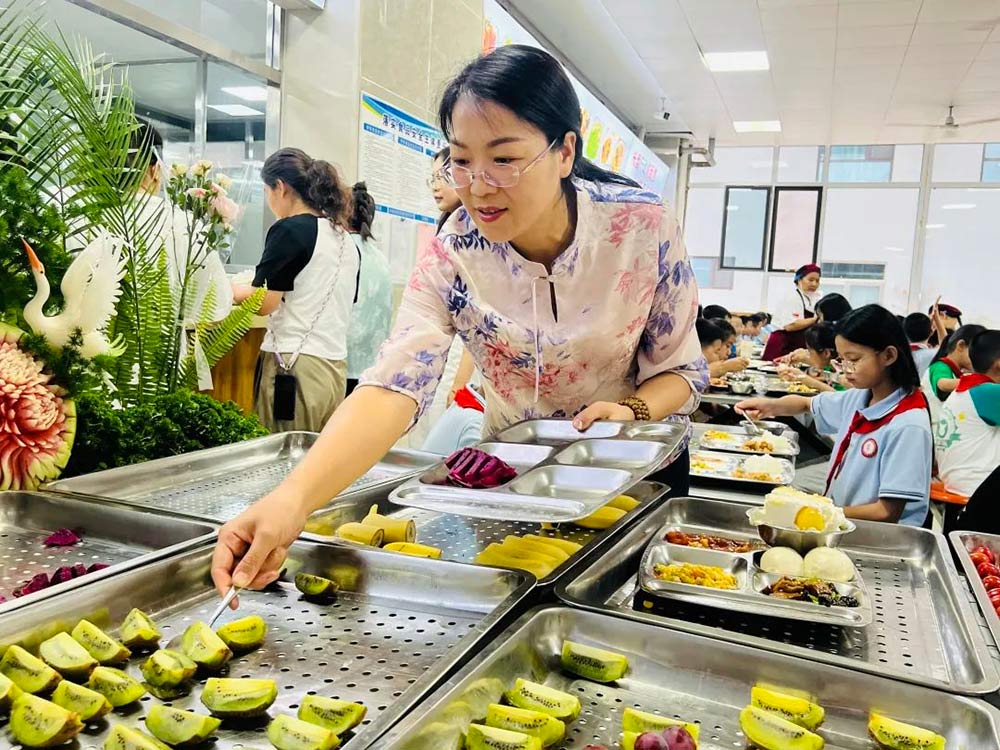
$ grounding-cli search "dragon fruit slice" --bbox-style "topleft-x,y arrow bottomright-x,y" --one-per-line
43,528 -> 82,546
87,562 -> 109,573
50,566 -> 76,585
12,573 -> 51,597
445,448 -> 517,489
71,563 -> 89,578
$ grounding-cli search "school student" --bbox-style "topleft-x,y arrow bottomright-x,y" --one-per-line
935,330 -> 1000,499
739,305 -> 932,526
777,322 -> 844,393
923,324 -> 987,401
708,318 -> 749,376
814,293 -> 851,325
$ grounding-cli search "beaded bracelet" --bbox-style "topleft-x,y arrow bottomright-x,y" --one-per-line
618,396 -> 650,421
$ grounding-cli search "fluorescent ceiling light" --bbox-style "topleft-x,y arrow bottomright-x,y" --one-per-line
733,120 -> 781,133
704,51 -> 769,72
942,203 -> 976,210
925,223 -> 946,229
726,205 -> 740,211
207,104 -> 264,117
884,246 -> 905,252
222,86 -> 269,102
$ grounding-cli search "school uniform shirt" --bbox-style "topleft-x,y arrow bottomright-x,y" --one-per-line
254,214 -> 360,362
811,387 -> 932,526
921,357 -> 962,437
346,233 -> 393,379
360,179 -> 708,437
913,347 -> 936,377
772,287 -> 819,329
935,374 -> 1000,498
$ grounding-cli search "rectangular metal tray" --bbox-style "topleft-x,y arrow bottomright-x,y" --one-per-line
557,497 -> 999,694
693,423 -> 800,457
389,419 -> 687,522
0,540 -> 533,749
950,530 -> 1000,651
766,379 -> 819,397
374,606 -> 1000,750
47,432 -> 439,523
0,491 -> 216,615
639,534 -> 873,627
690,449 -> 795,486
302,481 -> 669,588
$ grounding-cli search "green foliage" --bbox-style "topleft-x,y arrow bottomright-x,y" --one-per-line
179,287 -> 266,390
16,329 -> 114,397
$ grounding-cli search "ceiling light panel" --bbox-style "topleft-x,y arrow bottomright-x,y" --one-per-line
207,104 -> 264,117
733,120 -> 782,132
703,51 -> 770,72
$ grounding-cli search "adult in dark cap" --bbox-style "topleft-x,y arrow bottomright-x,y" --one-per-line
928,302 -> 962,346
762,263 -> 821,360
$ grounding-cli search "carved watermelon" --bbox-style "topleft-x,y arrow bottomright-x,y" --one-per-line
0,323 -> 76,490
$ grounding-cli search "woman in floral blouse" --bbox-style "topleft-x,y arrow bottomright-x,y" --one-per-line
211,45 -> 706,594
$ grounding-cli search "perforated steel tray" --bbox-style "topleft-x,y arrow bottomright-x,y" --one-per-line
302,481 -> 669,588
951,530 -> 1000,651
558,497 -> 999,695
375,606 -> 1000,750
0,491 -> 216,615
47,432 -> 438,523
689,449 -> 795,486
0,540 -> 532,750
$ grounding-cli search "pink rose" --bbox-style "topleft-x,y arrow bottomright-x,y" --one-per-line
210,182 -> 226,195
210,194 -> 240,223
186,187 -> 207,199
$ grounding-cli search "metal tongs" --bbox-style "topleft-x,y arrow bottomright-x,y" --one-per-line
164,585 -> 242,649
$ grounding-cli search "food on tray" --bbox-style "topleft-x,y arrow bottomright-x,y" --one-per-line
504,536 -> 570,565
179,622 -> 232,670
145,705 -> 221,746
0,644 -> 62,693
200,677 -> 278,718
690,453 -> 732,474
467,723 -> 541,750
622,728 -> 697,750
443,447 -> 518,489
72,620 -> 131,664
664,530 -> 759,553
709,377 -> 728,388
505,678 -> 581,721
403,720 -> 464,750
743,431 -> 793,454
607,494 -> 640,512
50,680 -> 112,720
295,572 -> 340,601
750,486 -> 848,532
461,677 -> 506,720
105,724 -> 171,750
383,542 -> 443,558
653,563 -> 738,589
760,547 -> 805,577
43,528 -> 82,547
485,704 -> 565,747
298,696 -> 367,735
360,503 -> 416,543
267,714 -> 339,750
971,545 -> 995,566
802,547 -> 856,582
216,614 -> 267,653
738,705 -> 824,750
524,534 -> 582,555
334,521 -> 384,546
119,609 -> 162,650
560,640 -> 628,682
786,383 -> 817,394
621,708 -> 700,740
868,712 -> 945,750
38,632 -> 97,680
0,673 -> 21,713
11,573 -> 52,598
88,666 -> 146,707
751,686 -> 825,730
763,577 -> 859,608
6,562 -> 106,598
573,505 -> 626,530
10,693 -> 83,748
734,454 -> 786,482
141,649 -> 197,690
969,544 -> 1000,613
475,543 -> 554,579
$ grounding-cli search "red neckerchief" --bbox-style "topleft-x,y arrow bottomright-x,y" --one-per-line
909,343 -> 925,352
940,357 -> 963,377
957,373 -> 993,393
453,387 -> 485,412
825,389 -> 929,494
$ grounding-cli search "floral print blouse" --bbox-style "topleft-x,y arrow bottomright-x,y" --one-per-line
360,179 -> 707,437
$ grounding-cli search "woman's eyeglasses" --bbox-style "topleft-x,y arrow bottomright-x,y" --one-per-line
425,170 -> 448,189
442,139 -> 558,189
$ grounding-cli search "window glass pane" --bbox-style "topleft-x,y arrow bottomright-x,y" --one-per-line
983,160 -> 1000,183
770,188 -> 820,271
892,144 -> 923,182
932,143 -> 984,182
129,62 -> 199,164
126,0 -> 271,61
690,147 -> 773,184
777,146 -> 822,182
828,145 -> 893,182
985,143 -> 1000,159
683,188 -> 724,256
691,258 -> 714,289
721,187 -> 769,269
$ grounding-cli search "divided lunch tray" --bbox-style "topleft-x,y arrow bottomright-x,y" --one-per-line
47,432 -> 439,524
388,419 -> 687,522
693,423 -> 800,457
0,540 -> 533,750
639,529 -> 873,627
951,530 -> 1000,651
689,449 -> 795,486
374,606 -> 1000,750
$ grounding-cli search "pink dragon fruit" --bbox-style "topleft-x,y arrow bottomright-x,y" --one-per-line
12,573 -> 50,597
87,562 -> 109,573
444,447 -> 518,489
50,566 -> 76,585
43,528 -> 82,546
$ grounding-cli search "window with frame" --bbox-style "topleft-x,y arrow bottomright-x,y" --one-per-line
691,257 -> 735,290
828,145 -> 894,182
768,187 -> 821,272
983,144 -> 1000,182
720,186 -> 770,270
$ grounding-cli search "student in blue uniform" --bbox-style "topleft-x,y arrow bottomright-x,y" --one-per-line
738,305 -> 932,526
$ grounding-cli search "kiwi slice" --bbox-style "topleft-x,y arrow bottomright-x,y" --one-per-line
72,620 -> 131,665
144,683 -> 193,701
0,672 -> 23,714
50,680 -> 113,720
0,644 -> 62,694
104,724 -> 173,750
401,720 -> 464,750
119,609 -> 162,651
39,632 -> 99,680
466,723 -> 541,750
621,708 -> 700,740
294,573 -> 339,602
461,677 -> 506,720
87,666 -> 147,707
141,649 -> 198,688
179,622 -> 232,671
267,714 -> 340,750
297,695 -> 366,735
215,615 -> 267,653
145,705 -> 222,746
504,679 -> 580,721
560,640 -> 628,683
9,693 -> 84,748
485,704 -> 565,747
200,677 -> 277,718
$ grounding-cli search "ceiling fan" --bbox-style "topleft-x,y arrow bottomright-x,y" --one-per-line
890,105 -> 1000,131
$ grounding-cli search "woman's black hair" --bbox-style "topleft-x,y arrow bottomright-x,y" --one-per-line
703,304 -> 730,321
805,322 -> 837,354
970,330 -> 1000,374
126,117 -> 163,181
815,293 -> 852,324
438,45 -> 640,191
835,304 -> 920,392
710,317 -> 736,340
932,323 -> 988,365
349,181 -> 376,241
433,146 -> 450,163
262,147 -> 349,225
696,318 -> 725,347
903,312 -> 932,343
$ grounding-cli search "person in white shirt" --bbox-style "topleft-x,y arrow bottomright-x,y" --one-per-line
762,263 -> 821,361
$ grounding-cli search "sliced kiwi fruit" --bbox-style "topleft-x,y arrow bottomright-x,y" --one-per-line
104,724 -> 173,750
50,680 -> 113,720
0,644 -> 62,694
87,666 -> 147,708
141,649 -> 198,688
868,712 -> 946,750
466,723 -> 541,750
71,620 -> 131,665
621,707 -> 700,740
38,631 -> 99,680
485,703 -> 565,747
560,640 -> 628,683
215,615 -> 267,653
461,677 -> 506,720
179,622 -> 232,671
297,695 -> 366,735
739,706 -> 824,750
119,609 -> 162,651
144,683 -> 193,701
504,678 -> 580,721
751,685 -> 825,730
200,677 -> 277,718
9,693 -> 84,748
0,672 -> 23,714
294,573 -> 339,602
267,714 -> 340,750
145,705 -> 222,746
400,720 -> 464,750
